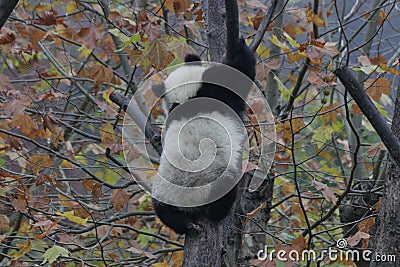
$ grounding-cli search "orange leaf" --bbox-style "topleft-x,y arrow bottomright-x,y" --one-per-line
0,74 -> 14,90
49,127 -> 65,148
27,154 -> 53,173
145,37 -> 174,70
0,27 -> 16,45
373,197 -> 383,213
82,180 -> 103,201
244,202 -> 267,226
291,235 -> 307,252
173,0 -> 190,17
34,218 -> 62,240
35,172 -> 55,186
251,10 -> 263,30
111,189 -> 130,211
32,10 -> 58,26
77,24 -> 104,49
10,114 -> 38,135
99,121 -> 116,147
364,77 -> 391,102
162,0 -> 174,13
352,102 -> 361,115
43,114 -> 60,133
79,64 -> 113,89
9,136 -> 23,151
0,215 -> 10,231
358,217 -> 375,234
10,195 -> 28,213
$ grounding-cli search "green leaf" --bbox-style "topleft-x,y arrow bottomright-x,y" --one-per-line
137,227 -> 156,247
276,260 -> 288,267
312,125 -> 334,149
273,75 -> 292,101
283,31 -> 299,48
353,65 -> 386,74
108,28 -> 130,43
130,33 -> 141,44
41,245 -> 70,264
375,102 -> 388,117
55,210 -> 88,225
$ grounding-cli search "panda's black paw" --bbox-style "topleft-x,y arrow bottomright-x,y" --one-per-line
187,222 -> 203,234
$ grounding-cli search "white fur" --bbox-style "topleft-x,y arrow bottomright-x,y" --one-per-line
163,65 -> 208,108
152,111 -> 245,207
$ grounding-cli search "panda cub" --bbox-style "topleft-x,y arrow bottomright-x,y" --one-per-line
152,38 -> 256,234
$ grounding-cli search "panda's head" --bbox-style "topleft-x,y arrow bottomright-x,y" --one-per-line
153,55 -> 208,114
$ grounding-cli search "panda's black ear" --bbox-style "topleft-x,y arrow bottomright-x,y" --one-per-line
152,83 -> 165,98
184,54 -> 201,62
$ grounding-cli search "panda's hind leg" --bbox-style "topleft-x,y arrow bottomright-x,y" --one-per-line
152,198 -> 198,234
203,185 -> 237,222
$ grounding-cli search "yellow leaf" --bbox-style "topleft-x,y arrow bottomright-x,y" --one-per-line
170,250 -> 184,264
312,15 -> 325,27
152,261 -> 170,267
56,210 -> 88,225
256,45 -> 270,59
102,87 -> 114,104
287,52 -> 306,62
271,35 -> 290,53
306,10 -> 325,27
99,121 -> 116,146
78,44 -> 92,58
13,240 -> 32,259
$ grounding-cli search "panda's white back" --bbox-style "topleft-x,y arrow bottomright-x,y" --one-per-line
152,111 -> 245,206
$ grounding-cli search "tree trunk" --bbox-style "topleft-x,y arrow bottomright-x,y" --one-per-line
0,0 -> 19,30
182,0 -> 227,266
370,87 -> 400,267
183,220 -> 225,267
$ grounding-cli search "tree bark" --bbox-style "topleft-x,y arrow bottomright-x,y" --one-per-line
182,221 -> 225,267
202,0 -> 226,62
370,86 -> 400,267
182,0 -> 228,266
0,0 -> 19,30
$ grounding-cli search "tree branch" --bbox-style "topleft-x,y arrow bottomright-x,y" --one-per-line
334,66 -> 400,166
249,0 -> 279,52
109,91 -> 162,156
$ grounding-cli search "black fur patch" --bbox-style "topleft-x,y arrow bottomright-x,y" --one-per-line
184,54 -> 201,62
